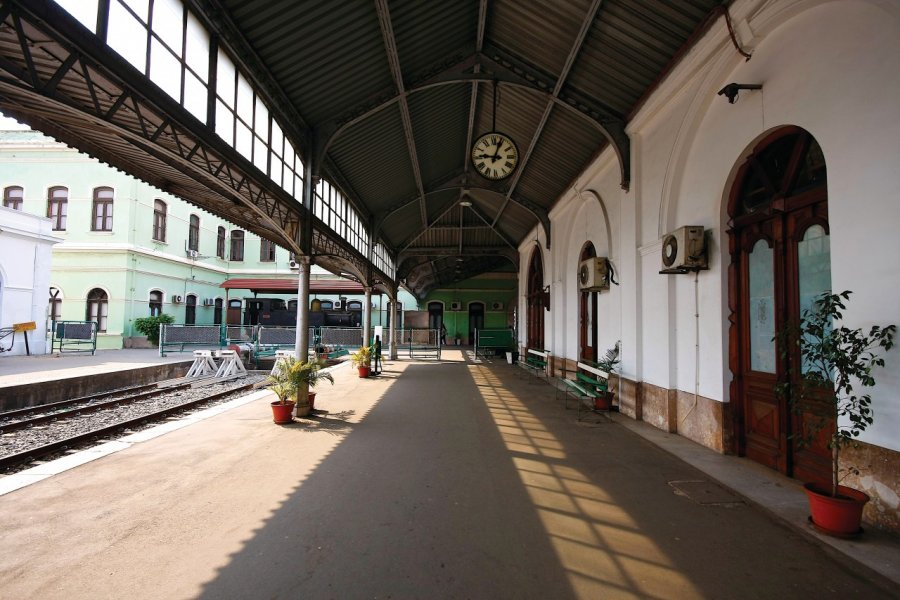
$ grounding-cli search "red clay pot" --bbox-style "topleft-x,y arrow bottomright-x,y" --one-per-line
271,401 -> 296,424
594,391 -> 613,411
358,366 -> 371,378
803,482 -> 869,537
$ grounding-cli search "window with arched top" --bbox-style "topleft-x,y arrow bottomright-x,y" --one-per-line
216,226 -> 226,258
579,243 -> 597,362
260,238 -> 276,262
230,230 -> 244,261
86,288 -> 108,332
92,187 -> 114,231
153,200 -> 167,241
185,294 -> 197,325
188,214 -> 200,251
47,186 -> 68,231
149,290 -> 163,316
213,298 -> 223,325
526,248 -> 545,349
4,186 -> 23,210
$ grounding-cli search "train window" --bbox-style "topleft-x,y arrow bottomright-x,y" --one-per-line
347,300 -> 363,311
320,301 -> 334,310
269,299 -> 286,311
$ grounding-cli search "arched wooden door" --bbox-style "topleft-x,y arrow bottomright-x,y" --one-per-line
728,127 -> 832,484
526,248 -> 545,349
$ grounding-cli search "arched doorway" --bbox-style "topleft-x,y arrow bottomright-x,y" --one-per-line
427,302 -> 443,332
468,302 -> 485,343
526,248 -> 545,349
728,126 -> 831,484
579,243 -> 598,362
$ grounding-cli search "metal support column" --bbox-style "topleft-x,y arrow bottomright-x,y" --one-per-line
389,296 -> 398,360
363,286 -> 373,347
294,255 -> 310,361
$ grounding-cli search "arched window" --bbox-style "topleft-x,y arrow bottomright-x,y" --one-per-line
230,230 -> 244,261
86,288 -> 108,332
149,290 -> 163,316
185,294 -> 197,325
3,185 -> 23,210
92,187 -> 114,231
216,226 -> 226,258
47,186 -> 68,231
188,214 -> 200,251
153,200 -> 167,241
260,238 -> 276,262
319,300 -> 334,310
213,298 -> 223,325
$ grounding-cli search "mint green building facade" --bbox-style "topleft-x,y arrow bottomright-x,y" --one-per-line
1,129 -> 418,349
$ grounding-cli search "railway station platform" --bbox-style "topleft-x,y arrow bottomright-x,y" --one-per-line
0,349 -> 898,599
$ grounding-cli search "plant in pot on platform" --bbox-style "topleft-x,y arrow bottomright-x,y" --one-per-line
594,341 -> 621,411
267,361 -> 298,424
289,357 -> 334,411
776,290 -> 895,536
351,345 -> 372,378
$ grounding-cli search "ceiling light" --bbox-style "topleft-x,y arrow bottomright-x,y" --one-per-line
459,200 -> 472,207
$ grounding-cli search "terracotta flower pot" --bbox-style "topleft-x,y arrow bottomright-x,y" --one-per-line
358,365 -> 371,378
803,482 -> 870,537
270,400 -> 296,424
594,391 -> 613,411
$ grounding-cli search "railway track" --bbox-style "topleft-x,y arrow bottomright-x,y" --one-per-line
0,377 -> 263,472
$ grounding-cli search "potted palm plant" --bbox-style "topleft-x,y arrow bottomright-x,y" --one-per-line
351,345 -> 373,378
594,341 -> 621,411
289,357 -> 334,410
777,290 -> 895,536
266,356 -> 334,422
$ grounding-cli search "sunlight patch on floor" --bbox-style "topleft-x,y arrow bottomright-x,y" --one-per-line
470,365 -> 702,599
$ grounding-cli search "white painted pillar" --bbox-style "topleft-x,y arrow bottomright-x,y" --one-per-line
363,286 -> 372,347
389,296 -> 398,360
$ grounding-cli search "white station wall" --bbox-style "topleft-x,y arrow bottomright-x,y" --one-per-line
520,0 -> 900,451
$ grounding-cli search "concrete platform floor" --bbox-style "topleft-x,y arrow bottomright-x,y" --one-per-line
0,349 -> 897,599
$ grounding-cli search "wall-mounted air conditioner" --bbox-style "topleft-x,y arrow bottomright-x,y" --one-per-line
491,301 -> 504,311
288,260 -> 299,270
333,300 -> 343,310
186,249 -> 199,259
172,295 -> 183,303
578,257 -> 611,291
660,226 -> 708,274
450,301 -> 462,311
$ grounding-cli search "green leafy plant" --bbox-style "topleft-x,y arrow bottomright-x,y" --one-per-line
351,345 -> 372,368
596,341 -> 621,374
776,291 -> 895,497
133,314 -> 175,346
266,356 -> 334,405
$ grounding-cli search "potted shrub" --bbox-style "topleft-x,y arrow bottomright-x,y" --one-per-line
133,314 -> 175,347
351,345 -> 373,378
594,341 -> 621,410
289,357 -> 334,411
266,356 -> 334,422
777,291 -> 895,536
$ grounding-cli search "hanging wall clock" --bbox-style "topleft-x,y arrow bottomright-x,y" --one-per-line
471,132 -> 518,180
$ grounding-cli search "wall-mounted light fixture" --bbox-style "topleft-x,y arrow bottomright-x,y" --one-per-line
717,82 -> 762,104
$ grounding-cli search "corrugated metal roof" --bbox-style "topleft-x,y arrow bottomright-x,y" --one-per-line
1,0 -> 723,297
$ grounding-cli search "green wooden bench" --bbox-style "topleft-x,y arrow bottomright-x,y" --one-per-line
523,348 -> 550,381
558,361 -> 612,420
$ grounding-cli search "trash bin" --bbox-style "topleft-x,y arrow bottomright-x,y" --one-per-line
506,351 -> 513,364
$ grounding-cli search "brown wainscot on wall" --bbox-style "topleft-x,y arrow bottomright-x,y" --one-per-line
840,441 -> 900,534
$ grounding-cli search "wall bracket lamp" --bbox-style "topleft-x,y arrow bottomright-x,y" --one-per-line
717,83 -> 762,104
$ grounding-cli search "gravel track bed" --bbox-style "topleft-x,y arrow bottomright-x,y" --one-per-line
0,375 -> 266,463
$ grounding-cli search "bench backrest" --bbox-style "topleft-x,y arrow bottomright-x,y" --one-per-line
577,361 -> 609,381
528,348 -> 550,359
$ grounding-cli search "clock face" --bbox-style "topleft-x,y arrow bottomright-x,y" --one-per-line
471,132 -> 518,181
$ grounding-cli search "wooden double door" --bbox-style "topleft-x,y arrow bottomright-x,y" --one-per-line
730,127 -> 832,484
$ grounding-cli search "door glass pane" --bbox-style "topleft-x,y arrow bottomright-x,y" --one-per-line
748,239 -> 776,373
798,225 -> 831,374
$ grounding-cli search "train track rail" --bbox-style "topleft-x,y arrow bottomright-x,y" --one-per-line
0,380 -> 259,472
0,383 -> 193,434
0,382 -> 160,422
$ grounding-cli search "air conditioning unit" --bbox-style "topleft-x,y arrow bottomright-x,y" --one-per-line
202,298 -> 215,306
660,226 -> 708,274
491,301 -> 503,311
186,249 -> 199,259
288,260 -> 299,270
172,295 -> 183,303
578,257 -> 611,291
450,301 -> 462,311
333,300 -> 343,310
